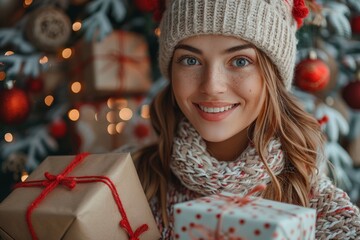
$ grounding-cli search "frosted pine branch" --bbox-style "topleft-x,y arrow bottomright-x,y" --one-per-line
0,54 -> 44,77
346,0 -> 360,13
82,0 -> 127,41
323,2 -> 352,38
315,104 -> 349,142
325,142 -> 353,190
0,127 -> 58,170
82,12 -> 113,41
0,29 -> 35,53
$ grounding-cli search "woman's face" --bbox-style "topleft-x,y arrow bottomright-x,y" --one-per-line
171,35 -> 266,147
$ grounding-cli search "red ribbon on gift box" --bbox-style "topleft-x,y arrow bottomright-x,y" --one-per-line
15,153 -> 149,240
188,185 -> 266,240
72,31 -> 149,93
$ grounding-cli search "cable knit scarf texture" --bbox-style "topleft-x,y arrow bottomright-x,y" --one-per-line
170,119 -> 284,196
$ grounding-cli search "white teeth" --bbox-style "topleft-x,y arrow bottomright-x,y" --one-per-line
198,104 -> 236,113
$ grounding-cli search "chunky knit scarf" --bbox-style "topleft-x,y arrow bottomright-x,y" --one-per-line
170,119 -> 285,196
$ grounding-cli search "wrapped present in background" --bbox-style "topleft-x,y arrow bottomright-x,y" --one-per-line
71,30 -> 152,99
74,96 -> 156,153
0,153 -> 160,240
174,190 -> 316,240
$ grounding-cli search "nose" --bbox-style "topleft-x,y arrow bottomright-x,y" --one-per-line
199,65 -> 227,95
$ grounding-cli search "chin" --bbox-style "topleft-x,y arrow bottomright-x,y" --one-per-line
196,130 -> 232,143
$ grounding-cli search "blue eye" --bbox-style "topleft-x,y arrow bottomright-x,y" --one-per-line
232,58 -> 250,67
180,57 -> 199,65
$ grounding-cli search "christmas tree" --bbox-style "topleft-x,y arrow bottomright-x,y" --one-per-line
0,0 -> 162,201
0,0 -> 359,206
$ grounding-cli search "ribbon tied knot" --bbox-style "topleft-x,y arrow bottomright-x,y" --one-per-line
119,219 -> 149,240
43,172 -> 76,189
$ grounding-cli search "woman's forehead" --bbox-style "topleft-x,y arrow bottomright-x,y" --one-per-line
177,34 -> 250,46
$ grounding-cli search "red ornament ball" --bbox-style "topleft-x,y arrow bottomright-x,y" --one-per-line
49,120 -> 68,139
134,0 -> 157,12
342,81 -> 360,110
0,87 -> 31,124
294,58 -> 330,92
133,123 -> 150,139
351,15 -> 360,34
26,77 -> 44,93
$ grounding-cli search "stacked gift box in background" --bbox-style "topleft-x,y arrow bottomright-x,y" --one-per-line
69,30 -> 155,153
71,31 -> 152,99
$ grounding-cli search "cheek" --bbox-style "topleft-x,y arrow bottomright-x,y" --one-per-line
172,70 -> 195,106
172,67 -> 201,93
231,79 -> 263,101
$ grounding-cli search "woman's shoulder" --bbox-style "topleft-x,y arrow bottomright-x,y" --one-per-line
310,174 -> 360,239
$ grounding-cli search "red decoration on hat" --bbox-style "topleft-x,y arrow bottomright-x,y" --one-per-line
0,87 -> 31,125
294,53 -> 330,92
292,0 -> 309,28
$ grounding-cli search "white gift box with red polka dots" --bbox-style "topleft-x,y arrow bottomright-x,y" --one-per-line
173,194 -> 316,240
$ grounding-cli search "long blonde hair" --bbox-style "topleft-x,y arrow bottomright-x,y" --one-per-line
134,48 -> 324,225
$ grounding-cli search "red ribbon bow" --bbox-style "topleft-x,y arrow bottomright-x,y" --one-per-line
42,172 -> 76,189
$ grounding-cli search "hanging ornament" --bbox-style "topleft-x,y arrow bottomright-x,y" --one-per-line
294,51 -> 330,92
351,15 -> 360,34
342,71 -> 360,110
26,77 -> 44,93
0,86 -> 31,125
133,122 -> 150,139
25,7 -> 72,52
49,119 -> 68,139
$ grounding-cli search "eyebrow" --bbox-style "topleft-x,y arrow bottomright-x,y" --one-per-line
174,43 -> 255,54
174,44 -> 202,54
224,44 -> 255,53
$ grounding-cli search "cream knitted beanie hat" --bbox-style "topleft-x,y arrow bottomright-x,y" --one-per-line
158,0 -> 309,90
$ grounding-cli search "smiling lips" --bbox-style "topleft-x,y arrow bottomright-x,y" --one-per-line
195,103 -> 239,121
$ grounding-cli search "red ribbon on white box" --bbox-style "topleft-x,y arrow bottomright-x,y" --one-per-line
188,185 -> 266,240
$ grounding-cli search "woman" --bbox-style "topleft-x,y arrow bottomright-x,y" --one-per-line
134,0 -> 360,238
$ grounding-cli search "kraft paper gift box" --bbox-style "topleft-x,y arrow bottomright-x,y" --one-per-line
174,192 -> 316,240
71,30 -> 152,99
0,153 -> 160,240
